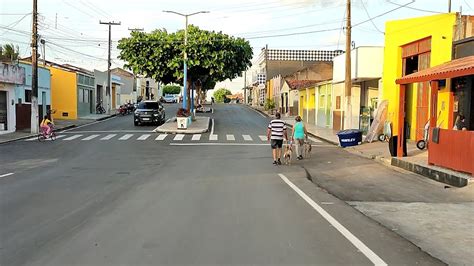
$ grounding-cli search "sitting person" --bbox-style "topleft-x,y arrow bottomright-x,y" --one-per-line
453,115 -> 467,131
40,115 -> 54,135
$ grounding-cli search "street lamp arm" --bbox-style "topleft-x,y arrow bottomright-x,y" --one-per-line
163,10 -> 186,16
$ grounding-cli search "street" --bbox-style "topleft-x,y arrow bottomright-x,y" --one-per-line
1,103 -> 443,265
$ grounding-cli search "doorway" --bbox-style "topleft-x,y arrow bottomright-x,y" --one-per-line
0,91 -> 7,130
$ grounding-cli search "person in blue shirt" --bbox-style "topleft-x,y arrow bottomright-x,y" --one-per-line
291,116 -> 307,160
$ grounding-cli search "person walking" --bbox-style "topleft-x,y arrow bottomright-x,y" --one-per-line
267,112 -> 288,165
291,116 -> 307,160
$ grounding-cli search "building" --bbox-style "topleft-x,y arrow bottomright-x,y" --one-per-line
111,68 -> 137,104
94,70 -> 123,113
47,62 -> 95,119
250,47 -> 343,106
15,62 -> 51,130
332,46 -> 384,133
382,13 -> 473,142
136,77 -> 160,101
0,63 -> 25,133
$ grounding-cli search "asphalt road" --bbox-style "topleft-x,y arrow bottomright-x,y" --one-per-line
0,103 -> 443,265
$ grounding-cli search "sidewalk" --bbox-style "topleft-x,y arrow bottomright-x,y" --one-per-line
250,105 -> 472,187
0,114 -> 114,144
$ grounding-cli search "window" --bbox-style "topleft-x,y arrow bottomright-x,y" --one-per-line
25,90 -> 32,103
78,75 -> 85,85
79,89 -> 84,103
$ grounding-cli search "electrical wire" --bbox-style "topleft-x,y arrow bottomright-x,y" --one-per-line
0,13 -> 31,36
360,0 -> 384,34
385,0 -> 443,14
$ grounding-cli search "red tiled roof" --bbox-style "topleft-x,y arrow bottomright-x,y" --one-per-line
396,55 -> 474,84
286,80 -> 319,90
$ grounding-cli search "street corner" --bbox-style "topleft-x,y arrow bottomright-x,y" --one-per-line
154,116 -> 210,134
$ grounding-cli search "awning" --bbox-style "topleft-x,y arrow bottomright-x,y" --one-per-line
396,55 -> 474,84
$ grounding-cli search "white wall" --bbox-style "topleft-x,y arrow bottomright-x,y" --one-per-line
0,84 -> 16,133
333,46 -> 384,83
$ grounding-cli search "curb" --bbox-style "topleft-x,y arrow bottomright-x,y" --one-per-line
391,157 -> 471,187
0,114 -> 115,145
154,117 -> 210,134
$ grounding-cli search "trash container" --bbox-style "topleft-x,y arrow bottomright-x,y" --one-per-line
336,129 -> 362,147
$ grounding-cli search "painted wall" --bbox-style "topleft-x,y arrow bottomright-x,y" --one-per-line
382,13 -> 457,137
16,63 -> 51,106
49,67 -> 77,119
316,82 -> 333,128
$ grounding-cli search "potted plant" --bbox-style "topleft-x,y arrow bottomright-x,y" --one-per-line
176,108 -> 192,129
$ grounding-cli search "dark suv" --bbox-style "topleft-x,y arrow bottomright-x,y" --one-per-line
134,101 -> 165,126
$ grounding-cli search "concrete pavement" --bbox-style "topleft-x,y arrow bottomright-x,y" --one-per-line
0,103 -> 457,265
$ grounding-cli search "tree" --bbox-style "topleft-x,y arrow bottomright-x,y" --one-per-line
117,25 -> 253,110
213,88 -> 232,103
0,43 -> 20,62
162,84 -> 181,95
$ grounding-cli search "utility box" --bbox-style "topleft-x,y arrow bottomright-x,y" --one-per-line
177,116 -> 191,129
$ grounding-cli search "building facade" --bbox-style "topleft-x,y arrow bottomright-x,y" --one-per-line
0,63 -> 25,132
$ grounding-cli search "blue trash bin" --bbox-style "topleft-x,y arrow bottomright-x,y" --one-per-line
336,129 -> 362,147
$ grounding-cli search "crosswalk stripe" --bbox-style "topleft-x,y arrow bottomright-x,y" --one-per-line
173,134 -> 185,141
25,136 -> 38,141
242,134 -> 252,141
82,134 -> 100,141
209,134 -> 218,141
101,134 -> 117,140
155,134 -> 167,140
191,134 -> 201,141
118,134 -> 133,140
259,135 -> 267,141
63,134 -> 83,141
226,134 -> 235,141
137,134 -> 151,140
55,135 -> 66,139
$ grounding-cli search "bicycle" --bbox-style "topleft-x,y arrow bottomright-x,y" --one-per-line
38,124 -> 57,141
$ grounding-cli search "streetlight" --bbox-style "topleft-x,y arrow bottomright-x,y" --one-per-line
163,10 -> 209,111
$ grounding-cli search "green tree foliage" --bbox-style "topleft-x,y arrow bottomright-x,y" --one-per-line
117,26 -> 252,109
162,84 -> 181,95
213,88 -> 232,103
264,98 -> 276,111
0,43 -> 20,62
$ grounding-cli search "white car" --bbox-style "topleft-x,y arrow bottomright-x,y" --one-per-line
162,95 -> 177,103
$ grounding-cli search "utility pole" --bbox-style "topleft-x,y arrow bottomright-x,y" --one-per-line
100,21 -> 121,113
40,39 -> 46,66
344,0 -> 352,129
448,0 -> 452,12
31,0 -> 39,134
55,13 -> 57,29
163,10 -> 210,111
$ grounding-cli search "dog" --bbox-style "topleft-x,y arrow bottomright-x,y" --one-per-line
283,143 -> 293,165
304,140 -> 312,158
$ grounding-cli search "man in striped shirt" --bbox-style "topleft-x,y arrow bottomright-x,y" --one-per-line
267,112 -> 288,165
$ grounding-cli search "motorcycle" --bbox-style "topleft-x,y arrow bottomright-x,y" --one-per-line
118,104 -> 128,116
96,101 -> 106,114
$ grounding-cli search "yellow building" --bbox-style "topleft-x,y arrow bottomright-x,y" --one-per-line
382,13 -> 472,141
48,66 -> 77,120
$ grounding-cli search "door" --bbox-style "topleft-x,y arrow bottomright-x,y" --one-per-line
112,86 -> 116,109
89,90 -> 94,114
326,85 -> 332,127
0,91 -> 7,130
415,52 -> 431,141
41,92 -> 47,118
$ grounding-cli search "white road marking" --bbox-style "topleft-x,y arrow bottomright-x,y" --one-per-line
278,173 -> 387,266
25,136 -> 38,141
81,134 -> 100,141
192,134 -> 201,141
209,134 -> 218,141
170,143 -> 269,146
210,118 -> 215,135
226,134 -> 235,141
0,173 -> 14,178
259,135 -> 267,141
55,135 -> 66,139
155,134 -> 167,140
173,134 -> 185,141
101,134 -> 117,140
137,134 -> 151,140
62,130 -> 152,134
118,134 -> 133,140
63,134 -> 83,141
308,136 -> 322,143
242,134 -> 253,141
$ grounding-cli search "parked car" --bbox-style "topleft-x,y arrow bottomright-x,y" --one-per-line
134,101 -> 165,126
162,95 -> 177,103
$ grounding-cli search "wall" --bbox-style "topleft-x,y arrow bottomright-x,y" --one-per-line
382,13 -> 457,137
0,84 -> 16,132
49,67 -> 77,119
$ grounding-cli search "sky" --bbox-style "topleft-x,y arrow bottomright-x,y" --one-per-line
1,0 -> 473,93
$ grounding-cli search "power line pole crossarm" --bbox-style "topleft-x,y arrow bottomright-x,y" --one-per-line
100,21 -> 121,114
